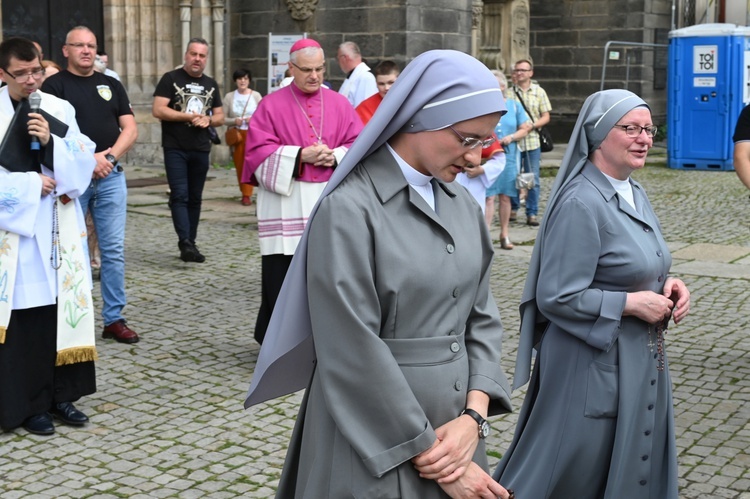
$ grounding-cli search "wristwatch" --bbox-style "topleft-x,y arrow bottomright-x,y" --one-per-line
460,408 -> 491,439
105,153 -> 117,164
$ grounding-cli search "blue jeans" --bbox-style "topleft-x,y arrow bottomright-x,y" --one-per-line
78,169 -> 127,326
510,147 -> 540,217
163,148 -> 210,243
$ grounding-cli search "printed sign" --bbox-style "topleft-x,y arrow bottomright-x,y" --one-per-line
268,33 -> 306,94
693,45 -> 718,74
693,77 -> 716,87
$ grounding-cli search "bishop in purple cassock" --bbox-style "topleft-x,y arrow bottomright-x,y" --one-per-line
242,38 -> 362,344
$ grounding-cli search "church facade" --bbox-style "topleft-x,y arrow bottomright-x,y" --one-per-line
1,0 -> 727,163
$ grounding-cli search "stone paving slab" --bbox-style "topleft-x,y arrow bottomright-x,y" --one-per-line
672,243 -> 750,263
0,160 -> 748,498
671,260 -> 750,280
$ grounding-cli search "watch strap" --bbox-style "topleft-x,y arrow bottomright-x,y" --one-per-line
461,407 -> 490,439
460,408 -> 486,426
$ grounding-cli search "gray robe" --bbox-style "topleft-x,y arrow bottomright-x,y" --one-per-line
494,161 -> 678,498
277,146 -> 512,498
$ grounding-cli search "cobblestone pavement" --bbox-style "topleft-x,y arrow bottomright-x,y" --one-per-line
1,148 -> 749,498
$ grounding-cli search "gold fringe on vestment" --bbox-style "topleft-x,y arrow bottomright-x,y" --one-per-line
0,325 -> 5,344
56,346 -> 99,366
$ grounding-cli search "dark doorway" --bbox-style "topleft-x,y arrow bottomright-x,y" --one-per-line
2,1 -> 103,67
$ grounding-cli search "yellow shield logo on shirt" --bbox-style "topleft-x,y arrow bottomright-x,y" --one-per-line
97,85 -> 112,101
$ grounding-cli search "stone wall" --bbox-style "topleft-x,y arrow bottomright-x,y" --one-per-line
527,0 -> 672,141
227,0 -> 475,94
25,0 -> 676,167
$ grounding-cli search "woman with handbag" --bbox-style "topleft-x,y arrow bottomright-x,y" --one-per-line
485,70 -> 532,249
223,68 -> 262,205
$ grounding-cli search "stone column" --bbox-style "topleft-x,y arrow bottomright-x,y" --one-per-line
180,0 -> 192,52
510,0 -> 529,66
211,0 -> 225,89
471,0 -> 484,58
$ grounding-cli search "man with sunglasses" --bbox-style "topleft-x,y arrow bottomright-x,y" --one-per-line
509,59 -> 552,226
0,37 -> 98,436
242,39 -> 362,345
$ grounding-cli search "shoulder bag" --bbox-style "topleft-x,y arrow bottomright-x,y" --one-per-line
225,94 -> 251,146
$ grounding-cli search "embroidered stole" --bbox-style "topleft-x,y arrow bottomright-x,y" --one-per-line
0,229 -> 19,343
0,99 -> 97,365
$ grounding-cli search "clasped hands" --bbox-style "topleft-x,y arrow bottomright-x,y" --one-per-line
411,416 -> 512,499
189,113 -> 212,129
301,143 -> 336,167
624,276 -> 691,326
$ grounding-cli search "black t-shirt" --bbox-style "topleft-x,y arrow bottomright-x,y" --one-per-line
733,104 -> 750,143
41,70 -> 133,153
153,68 -> 222,151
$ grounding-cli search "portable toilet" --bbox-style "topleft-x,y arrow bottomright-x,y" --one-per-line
730,25 -> 750,137
668,23 -> 736,170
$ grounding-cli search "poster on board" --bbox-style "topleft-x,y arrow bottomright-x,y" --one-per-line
268,32 -> 306,94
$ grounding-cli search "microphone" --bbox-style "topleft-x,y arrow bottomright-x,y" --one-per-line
29,92 -> 41,151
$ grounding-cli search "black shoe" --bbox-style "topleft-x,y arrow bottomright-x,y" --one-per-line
178,240 -> 205,263
23,413 -> 55,435
191,243 -> 206,263
51,402 -> 89,426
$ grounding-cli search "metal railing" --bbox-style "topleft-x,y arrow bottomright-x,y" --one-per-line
600,41 -> 669,91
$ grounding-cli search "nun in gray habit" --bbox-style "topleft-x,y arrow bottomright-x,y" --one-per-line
244,50 -> 514,498
493,89 -> 691,498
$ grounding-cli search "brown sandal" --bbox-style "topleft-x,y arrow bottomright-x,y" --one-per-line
500,237 -> 514,250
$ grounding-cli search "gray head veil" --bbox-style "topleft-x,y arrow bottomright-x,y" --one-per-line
245,50 -> 507,407
512,89 -> 650,390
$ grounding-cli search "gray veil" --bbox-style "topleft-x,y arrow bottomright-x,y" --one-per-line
512,89 -> 651,389
245,50 -> 507,407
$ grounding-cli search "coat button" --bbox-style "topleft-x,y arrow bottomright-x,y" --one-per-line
452,288 -> 459,298
446,244 -> 455,254
449,330 -> 456,336
639,480 -> 647,486
657,275 -> 663,282
651,379 -> 656,385
656,250 -> 663,257
643,227 -> 650,232
648,404 -> 654,410
642,455 -> 649,461
644,430 -> 651,436
454,381 -> 463,391
450,342 -> 460,353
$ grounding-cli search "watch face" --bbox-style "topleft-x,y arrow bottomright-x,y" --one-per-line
480,421 -> 491,438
